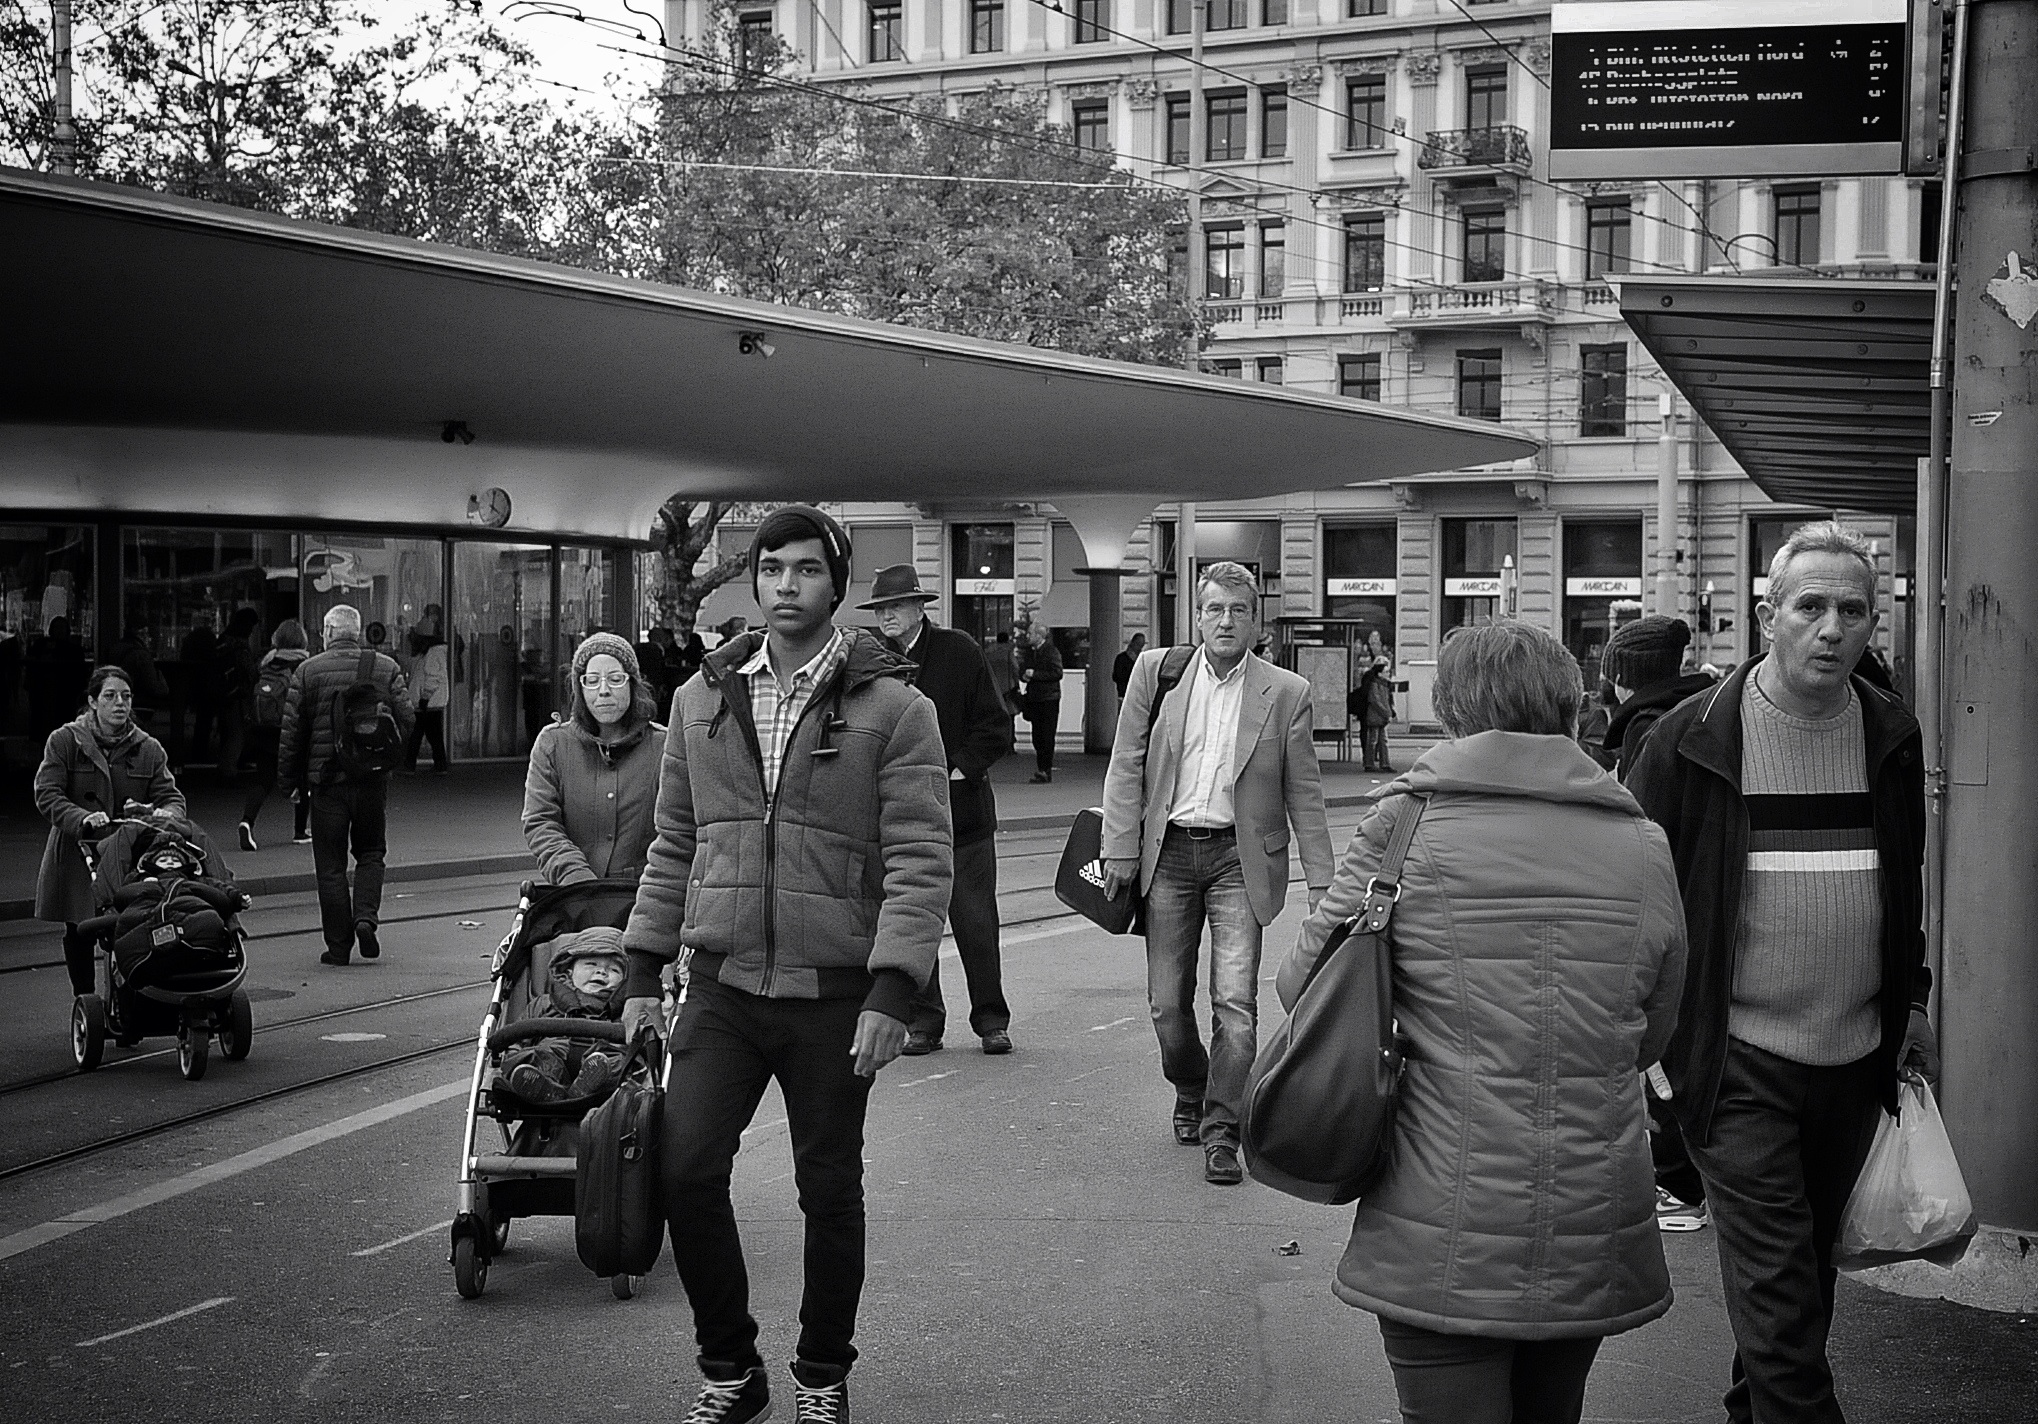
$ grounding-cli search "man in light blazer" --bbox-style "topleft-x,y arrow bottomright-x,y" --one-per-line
1101,560 -> 1335,1185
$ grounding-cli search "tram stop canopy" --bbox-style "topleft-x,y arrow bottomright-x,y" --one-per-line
1,168 -> 1536,546
1616,275 -> 1935,515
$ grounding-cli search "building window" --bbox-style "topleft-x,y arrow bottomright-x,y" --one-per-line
1339,353 -> 1382,400
1466,66 -> 1507,128
1207,0 -> 1247,29
1072,100 -> 1110,153
1345,75 -> 1387,149
1456,348 -> 1502,421
737,11 -> 774,72
1074,0 -> 1109,41
1263,0 -> 1288,24
1167,0 -> 1190,32
1323,523 -> 1396,638
1261,86 -> 1288,158
1207,91 -> 1247,161
970,0 -> 1004,51
1463,207 -> 1506,283
1442,517 -> 1518,632
1919,180 -> 1943,263
1579,344 -> 1628,436
1343,214 -> 1386,292
868,0 -> 902,61
1585,199 -> 1631,280
950,523 -> 1016,647
1563,520 -> 1645,688
1205,359 -> 1244,377
1774,185 -> 1821,267
1165,94 -> 1190,165
1259,222 -> 1285,297
1258,357 -> 1285,384
1347,0 -> 1386,12
1206,225 -> 1246,298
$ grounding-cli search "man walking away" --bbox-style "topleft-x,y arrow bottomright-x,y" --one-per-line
860,564 -> 1016,1057
1013,619 -> 1061,783
1111,632 -> 1146,702
280,604 -> 412,966
1100,561 -> 1335,1186
619,505 -> 952,1424
1629,521 -> 1937,1424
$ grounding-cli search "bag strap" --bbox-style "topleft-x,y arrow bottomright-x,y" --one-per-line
355,647 -> 377,691
1350,792 -> 1430,936
1143,645 -> 1197,745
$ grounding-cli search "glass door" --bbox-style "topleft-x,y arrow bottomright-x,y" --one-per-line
450,541 -> 554,758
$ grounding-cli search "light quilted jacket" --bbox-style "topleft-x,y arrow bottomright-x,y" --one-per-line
1277,731 -> 1687,1339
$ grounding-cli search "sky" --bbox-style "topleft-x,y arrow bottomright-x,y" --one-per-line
377,1 -> 672,116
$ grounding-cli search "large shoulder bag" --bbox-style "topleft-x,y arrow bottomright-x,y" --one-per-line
1053,646 -> 1196,935
1242,793 -> 1429,1205
575,1031 -> 667,1278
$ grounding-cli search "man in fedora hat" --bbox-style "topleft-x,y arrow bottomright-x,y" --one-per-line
860,563 -> 1017,1055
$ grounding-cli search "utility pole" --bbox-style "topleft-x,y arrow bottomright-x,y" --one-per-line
52,0 -> 78,175
1654,391 -> 1679,617
1176,0 -> 1206,647
1937,0 -> 2038,1233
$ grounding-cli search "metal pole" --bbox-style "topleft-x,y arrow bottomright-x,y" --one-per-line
1655,391 -> 1679,617
52,0 -> 77,175
1171,0 -> 1206,650
1175,502 -> 1197,645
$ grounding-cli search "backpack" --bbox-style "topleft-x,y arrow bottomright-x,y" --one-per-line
332,649 -> 402,778
252,655 -> 295,729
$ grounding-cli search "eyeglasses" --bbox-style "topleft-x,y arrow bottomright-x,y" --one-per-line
1198,603 -> 1255,625
94,689 -> 134,702
580,671 -> 631,689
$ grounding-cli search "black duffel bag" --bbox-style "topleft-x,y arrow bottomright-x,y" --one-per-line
575,1031 -> 666,1278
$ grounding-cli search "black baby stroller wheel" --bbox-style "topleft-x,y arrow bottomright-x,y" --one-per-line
72,995 -> 106,1072
219,989 -> 254,1062
177,1018 -> 210,1081
491,1216 -> 511,1254
453,1236 -> 488,1299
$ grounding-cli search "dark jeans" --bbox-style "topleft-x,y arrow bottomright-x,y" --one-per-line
215,700 -> 247,783
404,707 -> 448,772
63,923 -> 95,997
1024,700 -> 1058,775
1361,722 -> 1391,770
1685,1037 -> 1883,1424
1143,824 -> 1261,1146
1377,1318 -> 1602,1424
908,834 -> 1010,1039
1650,1091 -> 1707,1207
308,779 -> 389,955
661,976 -> 876,1372
239,728 -> 309,840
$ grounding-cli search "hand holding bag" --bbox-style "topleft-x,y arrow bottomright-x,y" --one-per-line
1242,794 -> 1428,1205
1835,1073 -> 1978,1268
575,1029 -> 667,1278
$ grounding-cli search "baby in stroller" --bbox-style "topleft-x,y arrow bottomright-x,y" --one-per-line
498,926 -> 629,1104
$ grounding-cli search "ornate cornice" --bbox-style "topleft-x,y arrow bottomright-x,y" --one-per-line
1333,53 -> 1398,77
1522,38 -> 1552,76
1285,62 -> 1323,90
1125,77 -> 1158,109
1320,184 -> 1408,212
1060,79 -> 1120,100
1402,50 -> 1442,84
1453,45 -> 1514,68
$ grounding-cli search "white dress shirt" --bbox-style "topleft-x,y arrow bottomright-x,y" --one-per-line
1167,648 -> 1248,828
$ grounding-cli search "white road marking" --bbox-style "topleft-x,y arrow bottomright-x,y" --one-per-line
891,1070 -> 955,1089
1087,1016 -> 1138,1032
741,1115 -> 788,1138
321,1032 -> 387,1043
1003,921 -> 1092,948
351,1219 -> 454,1258
0,1078 -> 468,1264
75,1297 -> 233,1347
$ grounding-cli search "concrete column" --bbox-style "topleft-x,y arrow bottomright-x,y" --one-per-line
1078,568 -> 1125,752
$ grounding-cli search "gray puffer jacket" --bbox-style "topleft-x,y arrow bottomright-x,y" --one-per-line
522,716 -> 664,885
621,629 -> 952,1025
278,635 -> 413,791
1278,732 -> 1687,1340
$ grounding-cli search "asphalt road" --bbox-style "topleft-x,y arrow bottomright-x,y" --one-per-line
2,813 -> 2030,1422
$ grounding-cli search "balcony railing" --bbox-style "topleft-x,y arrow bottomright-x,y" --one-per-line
1418,125 -> 1533,172
1391,279 -> 1553,325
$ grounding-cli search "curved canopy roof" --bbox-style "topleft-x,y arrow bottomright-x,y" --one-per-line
0,170 -> 1537,543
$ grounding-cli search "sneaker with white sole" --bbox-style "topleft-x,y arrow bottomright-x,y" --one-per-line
684,1363 -> 771,1424
789,1360 -> 848,1423
237,821 -> 257,852
1655,1186 -> 1709,1233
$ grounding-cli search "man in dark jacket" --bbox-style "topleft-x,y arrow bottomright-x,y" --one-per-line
861,564 -> 1015,1056
1601,615 -> 1717,782
1013,619 -> 1062,782
1628,521 -> 1936,1424
618,506 -> 951,1424
279,603 -> 412,966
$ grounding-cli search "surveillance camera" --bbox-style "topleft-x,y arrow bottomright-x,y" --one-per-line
739,331 -> 776,359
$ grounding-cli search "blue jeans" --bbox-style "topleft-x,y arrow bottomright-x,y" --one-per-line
1377,1318 -> 1602,1424
1143,824 -> 1262,1146
308,779 -> 387,956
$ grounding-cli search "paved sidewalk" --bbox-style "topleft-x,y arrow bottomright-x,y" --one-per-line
0,736 -> 1433,919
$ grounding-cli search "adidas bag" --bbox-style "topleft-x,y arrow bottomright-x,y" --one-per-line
1055,807 -> 1142,935
333,649 -> 402,778
575,1034 -> 666,1278
252,658 -> 294,728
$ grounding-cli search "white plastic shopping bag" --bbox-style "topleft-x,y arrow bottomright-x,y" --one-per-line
1835,1075 -> 1977,1266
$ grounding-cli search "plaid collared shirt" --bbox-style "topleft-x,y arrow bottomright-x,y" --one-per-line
738,627 -> 851,798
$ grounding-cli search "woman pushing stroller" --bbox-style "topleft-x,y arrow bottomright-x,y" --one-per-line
523,633 -> 665,887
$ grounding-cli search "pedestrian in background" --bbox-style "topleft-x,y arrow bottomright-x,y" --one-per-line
214,607 -> 261,786
403,604 -> 450,774
176,620 -> 223,772
1601,615 -> 1715,782
618,505 -> 951,1424
35,665 -> 185,995
1101,560 -> 1334,1186
238,618 -> 311,852
1013,618 -> 1062,783
1629,521 -> 1936,1424
522,632 -> 663,885
1111,631 -> 1146,702
1348,629 -> 1396,772
280,603 -> 412,967
24,616 -> 88,738
1281,621 -> 1685,1423
861,564 -> 1016,1057
110,626 -> 170,736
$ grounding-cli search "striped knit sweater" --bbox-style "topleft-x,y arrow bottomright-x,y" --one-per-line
1730,678 -> 1884,1065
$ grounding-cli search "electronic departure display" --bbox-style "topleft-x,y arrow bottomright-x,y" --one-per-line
1549,0 -> 1909,180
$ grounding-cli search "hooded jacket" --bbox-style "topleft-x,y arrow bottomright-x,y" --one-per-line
528,927 -> 630,1021
621,629 -> 953,1024
34,714 -> 186,923
1277,732 -> 1687,1339
1603,671 -> 1717,781
523,714 -> 665,884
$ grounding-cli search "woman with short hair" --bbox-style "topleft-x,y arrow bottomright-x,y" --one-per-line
1277,621 -> 1687,1424
522,633 -> 665,885
35,665 -> 185,995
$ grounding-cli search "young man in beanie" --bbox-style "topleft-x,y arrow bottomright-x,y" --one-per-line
859,563 -> 1015,1056
1600,615 -> 1715,781
620,504 -> 953,1424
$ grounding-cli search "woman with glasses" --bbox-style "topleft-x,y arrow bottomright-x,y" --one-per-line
521,633 -> 665,885
35,665 -> 186,995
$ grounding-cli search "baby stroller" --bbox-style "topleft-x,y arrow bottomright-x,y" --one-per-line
451,877 -> 662,1300
71,810 -> 252,1081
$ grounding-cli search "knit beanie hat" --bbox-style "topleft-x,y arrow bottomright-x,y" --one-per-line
750,504 -> 852,612
1601,615 -> 1691,690
572,632 -> 641,685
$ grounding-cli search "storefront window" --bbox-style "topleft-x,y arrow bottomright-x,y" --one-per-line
1322,524 -> 1397,645
1749,517 -> 1803,657
951,523 -> 1015,648
557,545 -> 620,709
450,541 -> 553,758
301,533 -> 445,695
1442,518 -> 1517,632
844,524 -> 915,617
1561,520 -> 1644,689
2,524 -> 94,737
